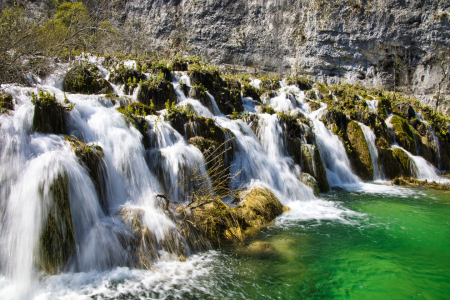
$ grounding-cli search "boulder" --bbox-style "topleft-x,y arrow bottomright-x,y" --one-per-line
300,173 -> 320,196
300,145 -> 329,192
137,77 -> 177,111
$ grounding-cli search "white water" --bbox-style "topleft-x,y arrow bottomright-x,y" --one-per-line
310,108 -> 361,186
358,122 -> 383,180
0,58 -> 446,299
392,146 -> 440,181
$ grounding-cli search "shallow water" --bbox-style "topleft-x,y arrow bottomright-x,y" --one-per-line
6,184 -> 448,300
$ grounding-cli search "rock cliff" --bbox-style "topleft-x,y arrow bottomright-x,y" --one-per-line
116,0 -> 450,114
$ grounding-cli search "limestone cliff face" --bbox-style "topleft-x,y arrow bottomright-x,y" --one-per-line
117,0 -> 450,113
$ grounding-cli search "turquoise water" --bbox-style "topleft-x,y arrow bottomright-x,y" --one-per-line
26,185 -> 450,299
213,187 -> 450,300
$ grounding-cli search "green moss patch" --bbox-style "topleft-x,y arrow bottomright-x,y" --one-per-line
64,64 -> 113,95
32,91 -> 68,135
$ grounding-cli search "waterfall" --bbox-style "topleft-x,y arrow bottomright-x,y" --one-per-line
392,146 -> 439,180
310,108 -> 361,186
358,122 -> 383,180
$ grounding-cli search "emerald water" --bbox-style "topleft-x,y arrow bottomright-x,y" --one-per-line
20,184 -> 449,299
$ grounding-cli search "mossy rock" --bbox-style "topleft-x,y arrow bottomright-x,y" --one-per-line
38,173 -> 75,274
393,147 -> 413,177
392,103 -> 416,119
235,187 -> 284,228
64,64 -> 113,95
300,173 -> 320,196
109,66 -> 147,95
379,148 -> 402,179
189,70 -> 243,114
308,101 -> 321,112
286,76 -> 313,90
137,78 -> 177,111
0,93 -> 13,114
66,136 -> 108,214
189,84 -> 212,111
32,92 -> 67,135
116,103 -> 152,149
392,176 -> 450,190
390,116 -> 417,154
300,145 -> 329,192
346,121 -> 373,180
242,82 -> 261,101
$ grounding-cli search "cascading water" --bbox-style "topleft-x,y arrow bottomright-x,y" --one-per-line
1,56 -> 447,299
358,122 -> 383,180
392,146 -> 440,181
310,108 -> 361,186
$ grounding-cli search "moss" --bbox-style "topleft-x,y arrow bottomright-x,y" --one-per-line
63,64 -> 113,95
189,83 -> 211,110
286,76 -> 313,90
66,136 -> 108,214
32,92 -> 67,135
378,148 -> 402,179
235,187 -> 284,228
109,65 -> 147,95
393,176 -> 450,190
137,74 -> 177,111
390,116 -> 417,154
308,100 -> 321,112
188,66 -> 243,114
242,81 -> 261,101
116,103 -> 152,149
0,93 -> 13,114
38,173 -> 75,274
393,147 -> 413,177
346,121 -> 373,180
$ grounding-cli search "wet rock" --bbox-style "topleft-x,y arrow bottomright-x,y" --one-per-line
346,121 -> 373,180
32,92 -> 67,135
137,76 -> 177,111
300,145 -> 329,193
379,148 -> 402,179
389,116 -> 417,154
116,103 -> 153,149
38,173 -> 75,274
64,64 -> 113,95
393,147 -> 413,177
66,136 -> 108,214
392,176 -> 450,190
300,173 -> 320,196
0,93 -> 13,113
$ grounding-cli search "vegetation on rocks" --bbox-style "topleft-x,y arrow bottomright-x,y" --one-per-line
66,136 -> 108,214
38,173 -> 75,274
300,145 -> 330,192
116,102 -> 154,148
109,65 -> 146,95
137,72 -> 177,110
392,176 -> 450,190
32,91 -> 70,135
64,64 -> 113,94
0,93 -> 13,114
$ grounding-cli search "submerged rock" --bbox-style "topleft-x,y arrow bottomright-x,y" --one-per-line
63,64 -> 113,95
38,173 -> 75,274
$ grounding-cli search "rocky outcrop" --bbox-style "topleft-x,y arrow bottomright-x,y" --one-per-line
300,145 -> 329,193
